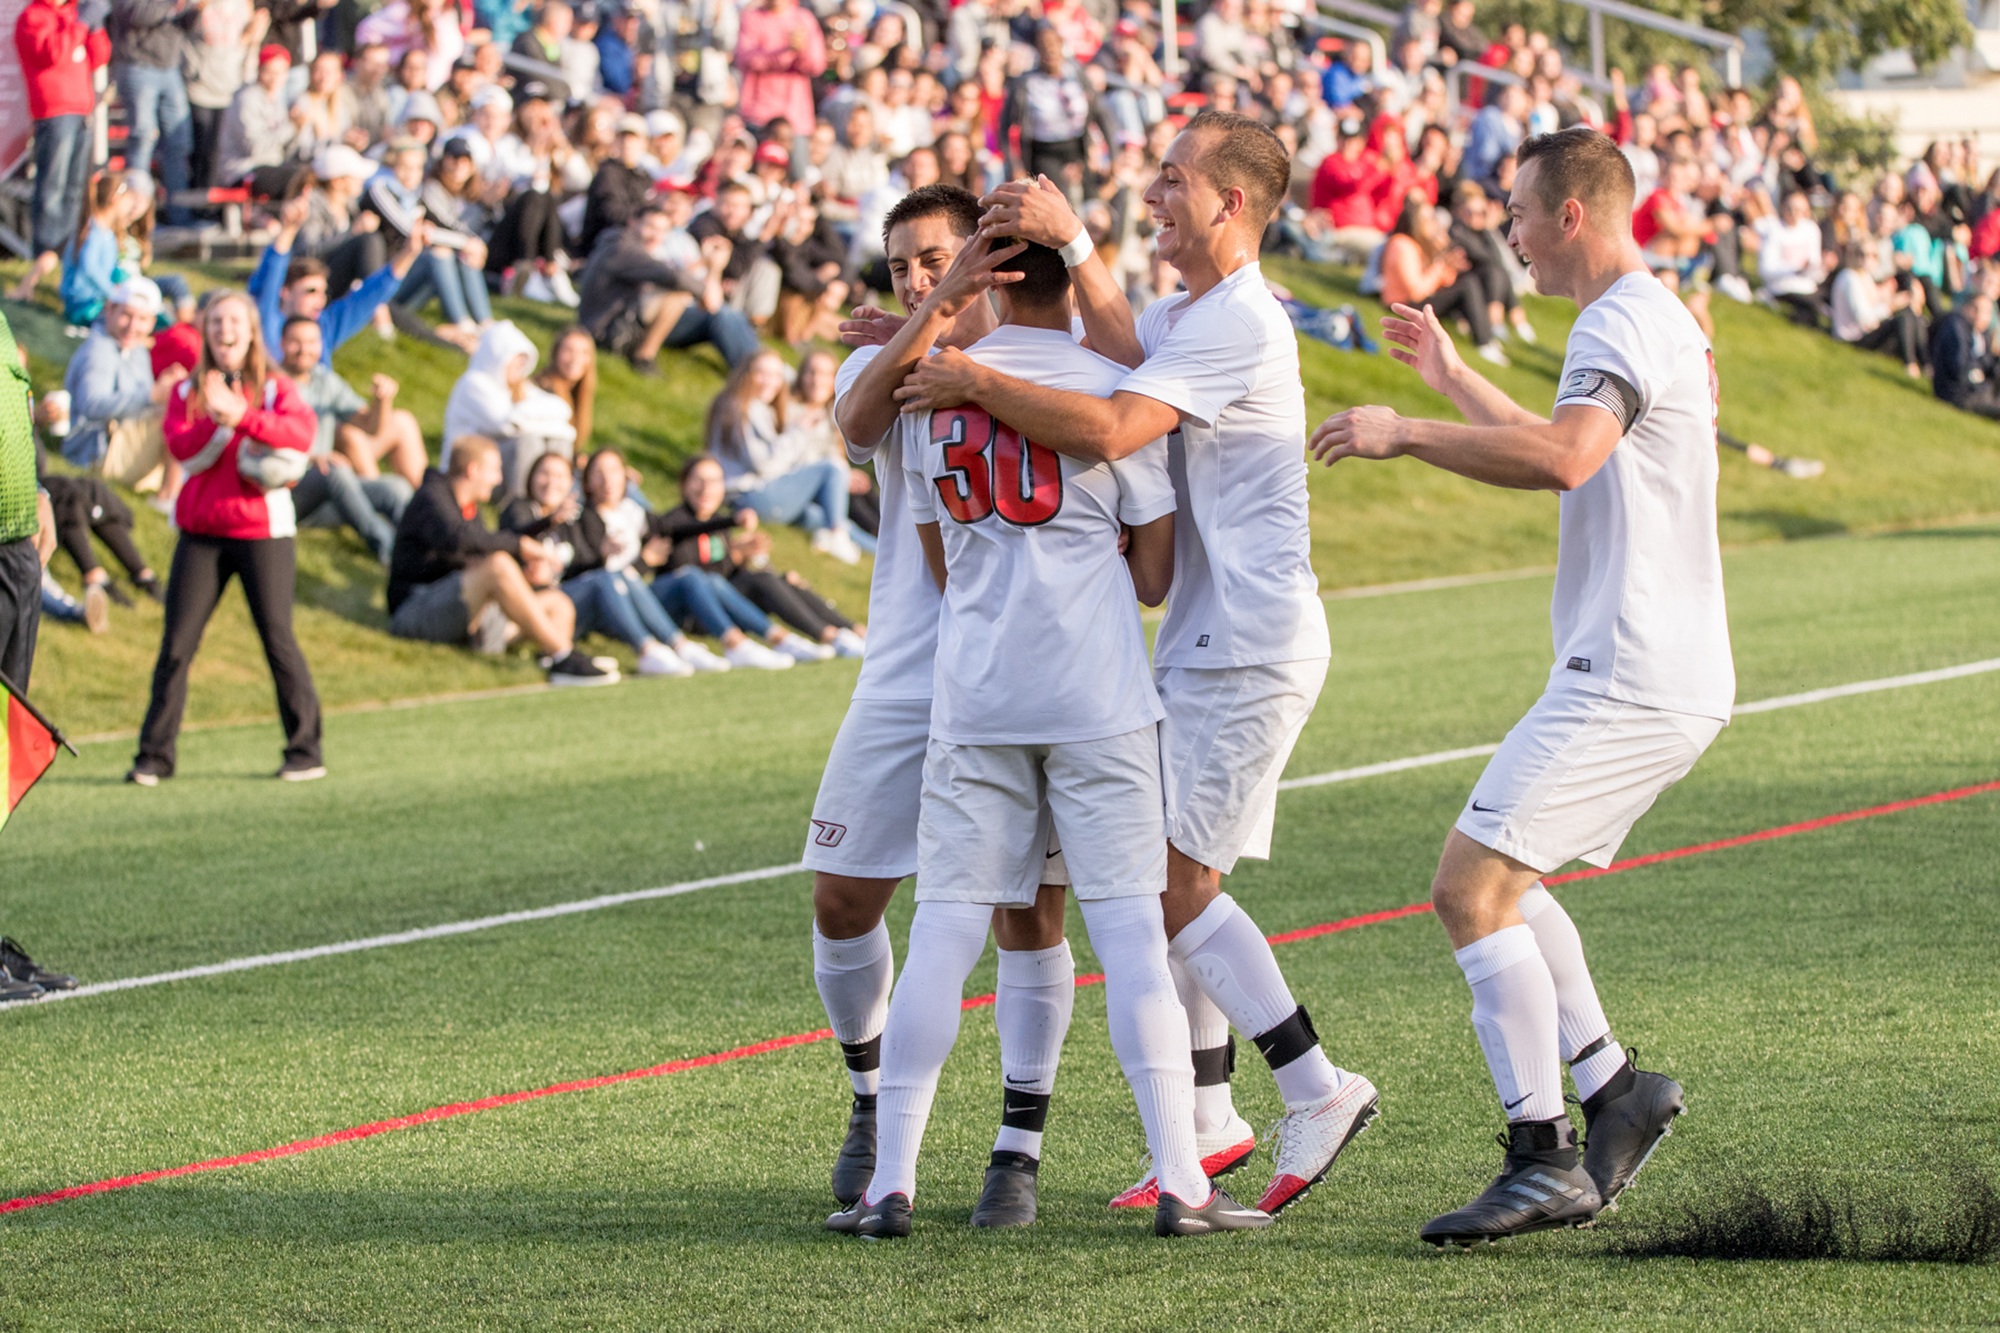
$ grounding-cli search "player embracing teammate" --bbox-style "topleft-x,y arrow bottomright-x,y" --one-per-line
1311,126 -> 1734,1245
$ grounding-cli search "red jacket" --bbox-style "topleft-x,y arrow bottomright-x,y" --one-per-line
15,0 -> 109,121
1311,148 -> 1386,228
165,372 -> 317,541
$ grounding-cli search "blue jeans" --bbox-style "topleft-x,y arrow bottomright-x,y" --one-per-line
737,459 -> 848,537
113,63 -> 193,225
396,251 -> 493,325
651,566 -> 770,638
666,303 -> 761,368
565,567 -> 683,649
293,465 -> 410,563
30,115 -> 93,256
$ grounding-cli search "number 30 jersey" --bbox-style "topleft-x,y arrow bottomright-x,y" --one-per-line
906,324 -> 1178,748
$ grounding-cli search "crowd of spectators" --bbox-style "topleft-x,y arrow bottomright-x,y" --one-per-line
18,0 -> 2000,780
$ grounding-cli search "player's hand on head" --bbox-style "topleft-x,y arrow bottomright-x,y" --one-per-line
976,174 -> 1082,250
1382,302 -> 1464,392
894,346 -> 978,413
837,306 -> 908,346
922,234 -> 1027,318
1308,405 -> 1405,465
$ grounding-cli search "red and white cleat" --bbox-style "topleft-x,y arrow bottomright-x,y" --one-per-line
1255,1072 -> 1380,1216
1108,1114 -> 1259,1209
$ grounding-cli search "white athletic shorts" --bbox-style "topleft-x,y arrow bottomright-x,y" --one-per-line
916,725 -> 1165,907
1157,659 -> 1329,875
804,696 -> 1070,884
1455,688 -> 1725,874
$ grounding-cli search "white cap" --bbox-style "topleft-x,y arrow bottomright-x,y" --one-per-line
471,85 -> 514,113
645,109 -> 684,139
398,90 -> 443,127
313,144 -> 374,183
121,169 -> 156,200
109,276 -> 163,317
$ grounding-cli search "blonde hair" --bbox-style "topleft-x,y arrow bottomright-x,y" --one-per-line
448,433 -> 500,478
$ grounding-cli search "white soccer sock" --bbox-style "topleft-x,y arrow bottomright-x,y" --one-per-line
865,902 -> 991,1205
1079,895 -> 1206,1205
992,940 -> 1075,1159
812,920 -> 893,1097
1172,893 -> 1341,1109
1519,885 -> 1625,1100
1170,952 -> 1237,1135
1454,923 -> 1564,1123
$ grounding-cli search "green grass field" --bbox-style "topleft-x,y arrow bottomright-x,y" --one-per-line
1,524 -> 1995,1329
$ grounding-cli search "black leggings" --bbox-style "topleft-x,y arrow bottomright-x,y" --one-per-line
729,567 -> 852,640
485,189 -> 567,275
136,533 -> 321,774
1851,308 -> 1926,369
323,231 -> 389,296
44,475 -> 147,581
189,104 -> 227,189
1416,269 -> 1493,345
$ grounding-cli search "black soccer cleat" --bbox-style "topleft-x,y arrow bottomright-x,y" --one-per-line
1581,1053 -> 1684,1208
969,1151 -> 1039,1229
0,973 -> 43,1004
1420,1119 -> 1603,1248
831,1094 -> 876,1207
0,938 -> 73,991
825,1191 -> 913,1239
1154,1185 -> 1273,1236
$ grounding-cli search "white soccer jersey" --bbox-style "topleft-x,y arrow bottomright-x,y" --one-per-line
905,324 -> 1177,746
1116,261 -> 1332,670
833,345 -> 943,702
1547,270 -> 1736,722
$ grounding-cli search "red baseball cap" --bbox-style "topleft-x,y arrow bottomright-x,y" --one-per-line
754,141 -> 790,168
258,43 -> 291,66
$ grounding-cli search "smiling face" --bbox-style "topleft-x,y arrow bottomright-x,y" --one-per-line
1144,129 -> 1225,270
528,453 -> 572,510
683,458 -> 727,519
1504,158 -> 1566,290
553,331 -> 592,381
585,452 -> 624,507
884,211 -> 965,313
279,320 -> 323,375
284,270 -> 329,320
746,353 -> 788,406
206,298 -> 257,374
797,352 -> 836,406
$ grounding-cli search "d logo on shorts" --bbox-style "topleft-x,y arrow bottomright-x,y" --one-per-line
811,820 -> 847,847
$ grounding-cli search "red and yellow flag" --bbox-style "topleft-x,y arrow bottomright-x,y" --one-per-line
0,676 -> 59,834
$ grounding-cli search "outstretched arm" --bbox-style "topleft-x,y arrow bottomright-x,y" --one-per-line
894,349 -> 1179,464
1309,401 -> 1623,492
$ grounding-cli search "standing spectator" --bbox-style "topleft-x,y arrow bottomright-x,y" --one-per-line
441,320 -> 577,498
62,278 -> 186,494
109,0 -> 196,225
183,0 -> 265,188
531,325 -> 597,451
216,44 -> 307,196
594,4 -> 651,98
734,0 -> 824,138
11,0 -> 112,301
128,290 -> 324,786
276,315 -> 413,561
1831,240 -> 1926,378
998,27 -> 1095,201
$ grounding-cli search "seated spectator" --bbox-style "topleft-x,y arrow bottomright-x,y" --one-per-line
594,6 -> 651,99
497,452 -> 721,677
707,347 -> 864,562
58,170 -> 145,329
1380,196 -> 1506,365
1931,292 -> 1999,416
61,278 -> 188,495
442,321 -> 578,498
1831,241 -> 1926,378
787,348 -> 876,537
1308,116 -> 1387,262
688,178 -> 783,323
250,201 -> 427,359
345,43 -> 396,149
1447,182 -> 1534,344
1891,194 -> 1948,323
647,452 -> 862,660
275,316 -> 414,562
363,137 -> 493,350
575,203 -> 762,372
1748,189 -> 1828,325
216,44 -> 309,198
532,326 -> 598,452
578,113 -> 656,257
1368,114 -> 1431,232
1320,37 -> 1376,110
40,451 -> 162,622
385,433 -> 615,685
1634,155 -> 1715,334
130,290 -> 323,786
290,145 -> 387,294
477,87 -> 586,304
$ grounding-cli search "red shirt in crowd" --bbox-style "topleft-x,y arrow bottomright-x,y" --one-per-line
14,0 -> 109,121
1311,148 -> 1388,228
1632,187 -> 1683,249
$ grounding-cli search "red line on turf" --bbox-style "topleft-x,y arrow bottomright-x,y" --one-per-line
7,779 -> 1993,1217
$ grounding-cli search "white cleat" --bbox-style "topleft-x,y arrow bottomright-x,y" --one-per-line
1108,1114 -> 1259,1209
1255,1071 -> 1380,1216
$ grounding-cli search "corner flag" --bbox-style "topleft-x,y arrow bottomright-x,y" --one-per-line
0,670 -> 73,835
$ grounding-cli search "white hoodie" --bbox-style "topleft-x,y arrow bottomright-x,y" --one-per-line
441,322 -> 578,466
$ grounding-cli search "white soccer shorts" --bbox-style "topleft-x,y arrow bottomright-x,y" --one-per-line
1455,688 -> 1725,874
804,696 -> 1070,885
1157,659 -> 1329,875
916,725 -> 1165,907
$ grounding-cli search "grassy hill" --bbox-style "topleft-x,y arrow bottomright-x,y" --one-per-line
16,254 -> 2000,739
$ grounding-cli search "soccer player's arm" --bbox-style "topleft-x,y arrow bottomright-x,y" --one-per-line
905,437 -> 948,592
1123,515 -> 1173,605
976,178 -> 1142,368
1113,439 -> 1178,606
915,521 -> 947,592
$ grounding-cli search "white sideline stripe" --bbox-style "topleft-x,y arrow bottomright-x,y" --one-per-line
33,863 -> 807,1004
16,657 -> 2000,1012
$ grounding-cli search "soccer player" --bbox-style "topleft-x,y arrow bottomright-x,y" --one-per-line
829,234 -> 1270,1239
806,185 -> 1076,1229
1308,126 -> 1734,1245
895,111 -> 1379,1216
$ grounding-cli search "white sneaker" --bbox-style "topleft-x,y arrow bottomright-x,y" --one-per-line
832,628 -> 866,658
725,640 -> 793,670
1513,320 -> 1537,345
1476,341 -> 1511,367
774,634 -> 834,662
547,267 -> 581,308
520,269 -> 557,304
1717,273 -> 1754,304
1253,1071 -> 1380,1216
674,640 -> 730,672
811,528 -> 863,565
638,643 -> 693,676
1108,1113 -> 1260,1210
372,304 -> 395,341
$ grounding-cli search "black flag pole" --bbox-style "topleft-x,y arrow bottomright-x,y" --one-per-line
0,667 -> 79,757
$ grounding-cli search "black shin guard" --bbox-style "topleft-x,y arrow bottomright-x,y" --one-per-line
1251,1006 -> 1319,1072
1000,1088 -> 1050,1136
840,1035 -> 882,1090
1191,1035 -> 1236,1087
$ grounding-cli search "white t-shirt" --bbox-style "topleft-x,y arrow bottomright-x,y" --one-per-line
1752,215 -> 1824,294
906,325 -> 1177,746
1548,271 -> 1735,721
1117,262 -> 1331,670
834,344 -> 943,702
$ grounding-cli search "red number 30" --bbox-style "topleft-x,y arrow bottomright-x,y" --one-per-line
933,407 -> 1062,526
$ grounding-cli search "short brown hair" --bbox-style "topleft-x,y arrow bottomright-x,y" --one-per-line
448,434 -> 499,478
1184,109 -> 1291,229
1515,127 -> 1636,235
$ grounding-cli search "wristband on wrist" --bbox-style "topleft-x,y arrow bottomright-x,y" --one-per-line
1057,224 -> 1093,268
